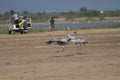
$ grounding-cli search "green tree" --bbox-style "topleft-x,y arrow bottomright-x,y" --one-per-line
80,7 -> 88,12
22,10 -> 29,14
10,10 -> 14,15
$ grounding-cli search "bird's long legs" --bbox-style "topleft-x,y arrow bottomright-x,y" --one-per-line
61,45 -> 65,51
75,42 -> 81,49
56,45 -> 65,53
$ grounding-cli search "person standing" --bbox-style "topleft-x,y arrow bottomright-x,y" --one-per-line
12,12 -> 19,24
50,16 -> 55,31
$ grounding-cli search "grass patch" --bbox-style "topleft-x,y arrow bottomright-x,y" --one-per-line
78,24 -> 120,30
0,24 -> 120,34
0,29 -> 8,34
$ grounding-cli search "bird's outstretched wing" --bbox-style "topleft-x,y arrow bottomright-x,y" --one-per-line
46,40 -> 56,44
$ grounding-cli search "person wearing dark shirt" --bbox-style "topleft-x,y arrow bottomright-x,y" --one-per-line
50,16 -> 55,31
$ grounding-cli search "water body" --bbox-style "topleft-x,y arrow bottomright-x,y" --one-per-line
0,21 -> 120,29
32,21 -> 120,29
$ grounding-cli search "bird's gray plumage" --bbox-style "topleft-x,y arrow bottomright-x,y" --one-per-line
46,33 -> 71,51
66,27 -> 88,48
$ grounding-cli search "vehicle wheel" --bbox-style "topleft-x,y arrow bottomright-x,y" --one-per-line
8,30 -> 12,34
8,30 -> 15,34
24,30 -> 28,34
20,30 -> 23,34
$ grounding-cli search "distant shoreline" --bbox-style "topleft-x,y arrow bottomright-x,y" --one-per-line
0,17 -> 120,26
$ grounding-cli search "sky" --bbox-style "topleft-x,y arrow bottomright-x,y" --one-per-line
0,0 -> 120,13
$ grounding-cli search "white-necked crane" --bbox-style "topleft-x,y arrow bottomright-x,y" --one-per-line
46,34 -> 71,51
66,27 -> 88,48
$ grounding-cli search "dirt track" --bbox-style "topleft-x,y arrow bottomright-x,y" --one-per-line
0,28 -> 120,80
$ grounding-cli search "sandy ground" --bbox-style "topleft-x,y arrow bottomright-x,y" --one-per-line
0,28 -> 120,80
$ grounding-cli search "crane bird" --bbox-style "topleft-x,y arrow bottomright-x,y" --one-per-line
46,34 -> 71,51
66,27 -> 88,48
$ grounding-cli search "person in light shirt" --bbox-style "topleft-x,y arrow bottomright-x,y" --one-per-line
12,12 -> 19,24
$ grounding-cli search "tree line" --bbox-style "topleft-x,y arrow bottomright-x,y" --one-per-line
0,7 -> 120,24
